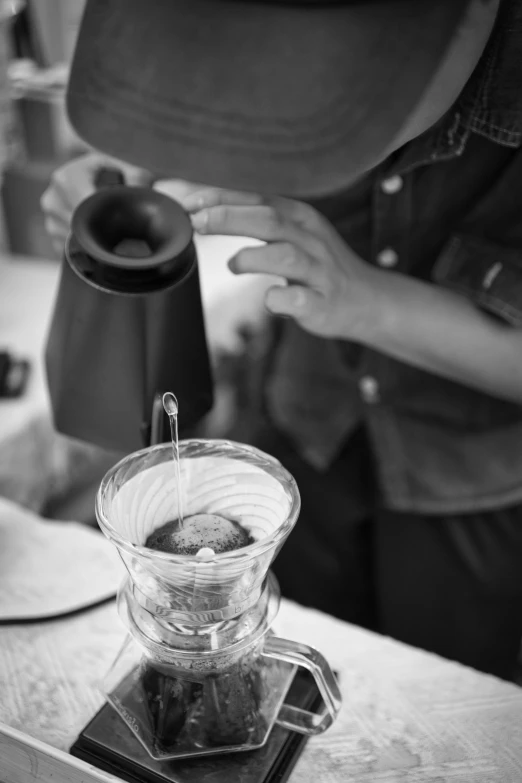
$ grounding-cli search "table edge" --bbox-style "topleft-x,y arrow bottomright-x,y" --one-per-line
0,720 -> 123,783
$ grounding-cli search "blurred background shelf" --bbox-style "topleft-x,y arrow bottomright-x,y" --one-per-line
0,0 -> 87,259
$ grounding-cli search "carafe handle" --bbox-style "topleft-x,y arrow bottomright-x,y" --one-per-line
262,635 -> 342,735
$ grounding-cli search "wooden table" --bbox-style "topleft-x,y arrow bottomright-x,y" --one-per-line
2,581 -> 522,782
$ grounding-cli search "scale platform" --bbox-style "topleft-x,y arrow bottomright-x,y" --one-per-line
71,669 -> 323,783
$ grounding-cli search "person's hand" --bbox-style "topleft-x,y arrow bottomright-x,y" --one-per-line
40,152 -> 152,255
179,188 -> 381,341
153,178 -> 210,204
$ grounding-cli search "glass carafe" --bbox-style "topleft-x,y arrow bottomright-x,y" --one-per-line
96,439 -> 342,760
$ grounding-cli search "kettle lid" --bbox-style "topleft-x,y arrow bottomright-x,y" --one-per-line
69,186 -> 195,291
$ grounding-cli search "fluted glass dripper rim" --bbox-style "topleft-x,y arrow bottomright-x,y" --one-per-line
96,438 -> 301,566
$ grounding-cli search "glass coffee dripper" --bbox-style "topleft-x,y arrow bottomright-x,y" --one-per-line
96,439 -> 342,760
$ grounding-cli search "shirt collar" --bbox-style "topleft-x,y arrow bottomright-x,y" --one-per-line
385,0 -> 521,178
457,0 -> 522,149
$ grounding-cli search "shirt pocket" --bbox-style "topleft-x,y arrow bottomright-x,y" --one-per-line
432,234 -> 522,327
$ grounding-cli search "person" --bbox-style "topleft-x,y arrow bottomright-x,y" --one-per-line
42,0 -> 522,680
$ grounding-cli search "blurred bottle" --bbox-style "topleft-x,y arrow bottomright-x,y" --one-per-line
25,0 -> 86,67
0,0 -> 24,255
3,1 -> 87,257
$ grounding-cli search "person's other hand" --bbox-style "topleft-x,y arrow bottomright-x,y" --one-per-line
40,152 -> 152,256
180,188 -> 381,341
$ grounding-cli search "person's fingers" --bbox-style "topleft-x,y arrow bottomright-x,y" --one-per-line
191,204 -> 328,260
50,157 -> 97,209
181,187 -> 265,213
42,215 -> 69,257
265,283 -> 322,318
229,241 -> 321,288
44,215 -> 70,247
40,185 -> 71,225
153,179 -> 209,203
41,152 -> 153,249
41,157 -> 95,229
42,153 -> 151,218
183,187 -> 322,228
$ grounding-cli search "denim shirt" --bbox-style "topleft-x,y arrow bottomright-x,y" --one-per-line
265,0 -> 522,514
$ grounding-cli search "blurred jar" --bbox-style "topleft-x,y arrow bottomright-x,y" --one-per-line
9,59 -> 85,162
3,2 -> 87,256
0,0 -> 24,254
11,0 -> 87,161
26,0 -> 85,67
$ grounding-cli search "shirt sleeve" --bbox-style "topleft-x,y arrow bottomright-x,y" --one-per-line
432,234 -> 522,327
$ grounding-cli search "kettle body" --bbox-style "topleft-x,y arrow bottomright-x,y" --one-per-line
45,186 -> 214,453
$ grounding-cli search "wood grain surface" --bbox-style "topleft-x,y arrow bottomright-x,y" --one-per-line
2,594 -> 522,782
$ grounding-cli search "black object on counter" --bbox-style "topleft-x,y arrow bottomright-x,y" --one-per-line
45,186 -> 214,452
70,668 -> 323,783
0,350 -> 30,399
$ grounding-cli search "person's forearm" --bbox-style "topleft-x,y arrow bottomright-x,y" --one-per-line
360,268 -> 522,404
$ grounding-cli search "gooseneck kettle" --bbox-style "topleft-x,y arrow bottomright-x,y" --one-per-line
45,184 -> 214,453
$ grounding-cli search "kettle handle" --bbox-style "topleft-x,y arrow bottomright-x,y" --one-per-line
262,635 -> 342,736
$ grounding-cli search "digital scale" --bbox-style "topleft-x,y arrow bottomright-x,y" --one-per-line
71,669 -> 322,783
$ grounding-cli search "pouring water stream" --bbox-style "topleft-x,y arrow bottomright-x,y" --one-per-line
162,391 -> 184,529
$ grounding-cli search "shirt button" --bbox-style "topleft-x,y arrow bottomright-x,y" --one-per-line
376,247 -> 399,268
380,175 -> 403,195
359,376 -> 380,404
